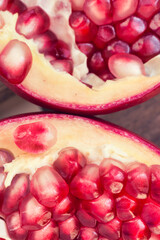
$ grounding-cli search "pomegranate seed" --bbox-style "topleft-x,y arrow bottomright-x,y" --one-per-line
0,149 -> 14,167
82,192 -> 115,223
141,202 -> 160,235
113,0 -> 138,22
108,53 -> 145,78
0,40 -> 32,84
98,237 -> 111,240
0,168 -> 6,195
20,194 -> 51,231
51,40 -> 71,59
6,211 -> 28,240
103,40 -> 130,62
98,70 -> 115,81
52,194 -> 77,222
116,16 -> 147,44
2,174 -> 29,215
99,158 -> 125,194
30,166 -> 69,208
150,165 -> 160,203
122,217 -> 151,240
116,195 -> 137,221
94,25 -> 115,49
89,52 -> 106,73
76,205 -> 97,228
84,0 -> 112,25
50,60 -> 73,74
70,164 -> 102,200
77,227 -> 98,240
132,35 -> 160,61
54,147 -> 87,182
69,11 -> 97,43
13,121 -> 56,154
150,13 -> 160,37
7,0 -> 27,14
59,216 -> 80,240
125,162 -> 150,199
27,220 -> 59,240
77,43 -> 95,57
0,0 -> 8,10
16,6 -> 50,39
137,0 -> 160,20
34,30 -> 58,54
71,0 -> 85,10
97,218 -> 121,240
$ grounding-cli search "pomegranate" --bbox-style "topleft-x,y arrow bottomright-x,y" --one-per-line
0,113 -> 160,240
0,0 -> 160,114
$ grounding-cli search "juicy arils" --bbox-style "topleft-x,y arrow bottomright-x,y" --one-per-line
0,1 -> 160,114
1,114 -> 160,240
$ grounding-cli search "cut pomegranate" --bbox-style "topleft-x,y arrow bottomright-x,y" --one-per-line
27,220 -> 59,240
16,6 -> 50,39
97,218 -> 121,240
94,25 -> 115,49
70,164 -> 102,200
122,217 -> 151,240
30,166 -> 69,208
150,13 -> 160,37
13,121 -> 57,154
76,206 -> 97,228
6,211 -> 28,240
59,216 -> 80,240
50,60 -> 73,74
7,0 -> 27,14
99,158 -> 125,194
0,149 -> 14,167
150,165 -> 160,203
54,147 -> 87,182
82,192 -> 114,223
19,194 -> 52,231
137,0 -> 160,20
77,227 -> 98,240
0,40 -> 32,84
108,53 -> 145,78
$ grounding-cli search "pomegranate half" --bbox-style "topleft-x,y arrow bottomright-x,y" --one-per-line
0,0 -> 160,114
0,113 -> 160,239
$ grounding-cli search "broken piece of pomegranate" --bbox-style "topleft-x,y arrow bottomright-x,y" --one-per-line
0,113 -> 160,240
0,0 -> 160,114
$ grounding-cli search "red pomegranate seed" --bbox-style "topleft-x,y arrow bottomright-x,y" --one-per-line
20,194 -> 51,231
150,13 -> 160,37
116,195 -> 137,221
54,147 -> 87,182
89,52 -> 106,73
103,40 -> 130,62
141,202 -> 160,235
50,60 -> 73,74
116,16 -> 147,44
6,211 -> 28,240
97,218 -> 121,240
16,6 -> 50,39
77,227 -> 98,240
71,0 -> 85,10
76,206 -> 97,228
94,25 -> 115,49
30,166 -> 69,208
7,0 -> 27,14
132,35 -> 160,61
0,40 -> 32,84
150,165 -> 160,203
13,121 -> 56,154
137,0 -> 160,20
52,194 -> 77,222
99,158 -> 125,194
69,11 -> 97,43
34,30 -> 58,54
98,70 -> 115,81
2,173 -> 29,215
70,164 -> 102,200
98,237 -> 111,240
78,43 -> 95,57
0,149 -> 14,167
0,0 -> 8,10
84,0 -> 112,25
59,216 -> 80,240
27,220 -> 59,240
52,40 -> 71,59
108,53 -> 145,78
82,192 -> 115,223
113,0 -> 138,22
122,217 -> 151,240
125,162 -> 150,199
0,168 -> 6,195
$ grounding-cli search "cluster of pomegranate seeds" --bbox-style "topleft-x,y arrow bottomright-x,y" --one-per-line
1,147 -> 160,239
